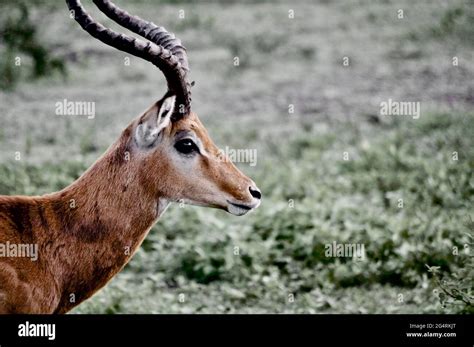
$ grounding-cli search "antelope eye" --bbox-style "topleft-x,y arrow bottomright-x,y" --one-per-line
174,139 -> 199,155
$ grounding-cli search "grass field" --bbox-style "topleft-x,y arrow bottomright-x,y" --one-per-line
0,0 -> 473,313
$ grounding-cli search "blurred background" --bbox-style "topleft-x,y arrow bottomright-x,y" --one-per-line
0,0 -> 473,313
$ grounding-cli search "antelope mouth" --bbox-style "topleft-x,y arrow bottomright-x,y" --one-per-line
226,200 -> 258,216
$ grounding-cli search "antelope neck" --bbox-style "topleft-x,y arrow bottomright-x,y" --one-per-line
44,139 -> 165,312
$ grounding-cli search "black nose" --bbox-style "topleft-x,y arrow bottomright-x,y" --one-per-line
249,186 -> 261,199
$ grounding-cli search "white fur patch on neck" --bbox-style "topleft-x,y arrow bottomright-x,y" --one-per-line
156,198 -> 170,218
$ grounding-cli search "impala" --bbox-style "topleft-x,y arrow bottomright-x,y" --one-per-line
0,0 -> 261,314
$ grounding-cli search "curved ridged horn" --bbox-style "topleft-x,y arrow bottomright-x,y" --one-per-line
66,0 -> 191,118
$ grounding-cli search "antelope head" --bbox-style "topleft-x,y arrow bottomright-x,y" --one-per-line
67,0 -> 261,216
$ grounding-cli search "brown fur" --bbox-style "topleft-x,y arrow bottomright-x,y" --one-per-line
0,102 -> 259,314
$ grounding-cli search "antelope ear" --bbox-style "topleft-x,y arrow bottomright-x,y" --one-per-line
134,95 -> 176,148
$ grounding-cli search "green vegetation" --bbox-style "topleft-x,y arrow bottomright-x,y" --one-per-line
0,1 -> 66,90
0,0 -> 472,313
1,111 -> 472,313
